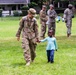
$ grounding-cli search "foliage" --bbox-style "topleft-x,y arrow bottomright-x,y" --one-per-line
21,6 -> 29,16
30,0 -> 47,8
0,9 -> 3,17
69,1 -> 76,6
54,0 -> 61,2
28,2 -> 38,8
13,11 -> 21,17
21,6 -> 29,10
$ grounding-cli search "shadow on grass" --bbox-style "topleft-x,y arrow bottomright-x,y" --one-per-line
56,35 -> 76,40
12,62 -> 25,67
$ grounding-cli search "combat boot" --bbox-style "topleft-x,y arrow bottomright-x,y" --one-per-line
67,33 -> 71,37
26,62 -> 30,66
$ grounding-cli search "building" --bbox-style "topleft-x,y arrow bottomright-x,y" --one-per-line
0,0 -> 30,10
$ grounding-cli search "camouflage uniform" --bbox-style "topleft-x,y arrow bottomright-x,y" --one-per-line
63,4 -> 73,36
47,5 -> 57,36
16,15 -> 39,63
40,6 -> 47,39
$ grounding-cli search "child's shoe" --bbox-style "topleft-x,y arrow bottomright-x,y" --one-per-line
50,61 -> 54,63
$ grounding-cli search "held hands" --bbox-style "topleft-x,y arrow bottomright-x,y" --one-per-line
36,38 -> 41,43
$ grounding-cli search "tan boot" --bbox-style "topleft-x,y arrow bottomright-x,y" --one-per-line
26,62 -> 30,66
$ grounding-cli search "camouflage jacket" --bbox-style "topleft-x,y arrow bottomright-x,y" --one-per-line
39,10 -> 48,22
16,16 -> 39,39
64,8 -> 73,21
47,9 -> 57,23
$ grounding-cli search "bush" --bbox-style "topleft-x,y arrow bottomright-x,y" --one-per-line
13,11 -> 21,16
0,9 -> 3,17
28,2 -> 38,8
21,6 -> 29,16
21,6 -> 29,10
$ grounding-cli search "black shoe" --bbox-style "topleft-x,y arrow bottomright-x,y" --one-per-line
47,60 -> 50,63
50,61 -> 54,63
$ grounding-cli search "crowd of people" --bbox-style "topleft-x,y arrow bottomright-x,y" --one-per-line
16,4 -> 74,66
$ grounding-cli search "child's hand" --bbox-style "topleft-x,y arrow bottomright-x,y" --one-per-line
37,40 -> 41,43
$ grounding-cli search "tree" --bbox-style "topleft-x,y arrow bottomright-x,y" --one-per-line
48,0 -> 53,4
30,0 -> 43,7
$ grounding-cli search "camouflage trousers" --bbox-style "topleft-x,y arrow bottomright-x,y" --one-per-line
66,20 -> 72,34
22,37 -> 37,63
40,22 -> 46,39
48,22 -> 56,35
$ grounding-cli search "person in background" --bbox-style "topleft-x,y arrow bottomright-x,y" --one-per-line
39,5 -> 48,39
63,4 -> 74,37
16,8 -> 39,66
39,30 -> 58,63
47,4 -> 57,37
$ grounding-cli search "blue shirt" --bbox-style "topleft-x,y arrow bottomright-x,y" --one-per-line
40,37 -> 58,50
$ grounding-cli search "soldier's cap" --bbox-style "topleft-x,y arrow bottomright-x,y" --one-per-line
68,4 -> 73,7
28,8 -> 36,16
49,4 -> 54,7
42,5 -> 46,8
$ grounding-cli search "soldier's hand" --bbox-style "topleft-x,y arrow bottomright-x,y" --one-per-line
17,37 -> 20,41
37,40 -> 41,43
36,38 -> 40,42
72,15 -> 74,18
65,20 -> 67,23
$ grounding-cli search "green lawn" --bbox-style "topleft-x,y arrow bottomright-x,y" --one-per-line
0,17 -> 76,75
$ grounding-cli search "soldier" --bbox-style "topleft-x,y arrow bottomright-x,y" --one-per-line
39,5 -> 48,39
63,4 -> 74,37
16,8 -> 39,66
47,4 -> 57,36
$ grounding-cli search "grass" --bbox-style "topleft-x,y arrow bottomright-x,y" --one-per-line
0,16 -> 76,75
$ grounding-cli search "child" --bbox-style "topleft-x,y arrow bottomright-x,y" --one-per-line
39,30 -> 58,63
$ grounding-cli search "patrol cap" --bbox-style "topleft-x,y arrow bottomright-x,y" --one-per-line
49,4 -> 54,7
42,5 -> 46,8
28,8 -> 36,16
68,4 -> 73,7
